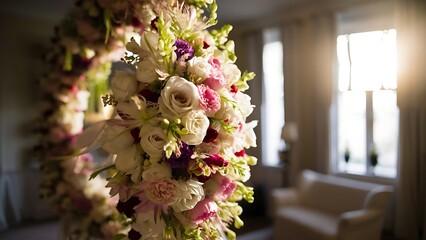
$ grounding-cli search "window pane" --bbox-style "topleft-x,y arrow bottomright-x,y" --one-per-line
338,91 -> 366,174
372,90 -> 398,177
262,29 -> 284,166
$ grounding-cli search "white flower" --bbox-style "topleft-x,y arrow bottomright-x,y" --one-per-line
234,92 -> 254,118
140,125 -> 167,162
100,125 -> 134,154
140,31 -> 159,53
188,57 -> 211,81
136,58 -> 158,84
111,70 -> 138,102
133,211 -> 165,240
172,179 -> 204,212
214,91 -> 243,126
223,63 -> 241,85
115,147 -> 141,172
159,76 -> 200,117
76,90 -> 90,111
181,110 -> 210,145
142,162 -> 172,181
243,120 -> 258,148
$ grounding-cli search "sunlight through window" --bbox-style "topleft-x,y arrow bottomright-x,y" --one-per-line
336,29 -> 398,178
262,28 -> 284,166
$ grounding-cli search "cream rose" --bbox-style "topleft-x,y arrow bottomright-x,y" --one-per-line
181,110 -> 210,145
188,57 -> 211,81
159,76 -> 200,117
172,179 -> 204,212
111,70 -> 138,101
140,125 -> 167,160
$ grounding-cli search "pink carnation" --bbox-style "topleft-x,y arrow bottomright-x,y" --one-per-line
211,174 -> 237,201
190,198 -> 218,225
203,58 -> 227,91
197,84 -> 220,117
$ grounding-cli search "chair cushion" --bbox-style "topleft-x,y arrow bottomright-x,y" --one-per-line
274,206 -> 339,240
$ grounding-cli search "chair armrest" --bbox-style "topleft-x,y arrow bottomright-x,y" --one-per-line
338,209 -> 382,227
271,188 -> 299,209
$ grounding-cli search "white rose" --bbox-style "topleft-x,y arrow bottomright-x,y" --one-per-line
181,110 -> 210,145
100,125 -> 134,154
172,179 -> 204,212
234,92 -> 254,118
115,146 -> 141,172
140,125 -> 167,160
223,63 -> 241,85
111,70 -> 138,101
159,76 -> 200,117
136,57 -> 158,84
142,162 -> 172,181
188,57 -> 211,81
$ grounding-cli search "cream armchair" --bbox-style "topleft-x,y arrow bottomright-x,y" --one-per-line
271,170 -> 393,240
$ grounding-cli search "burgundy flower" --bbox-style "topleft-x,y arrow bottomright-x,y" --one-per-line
230,84 -> 238,93
204,154 -> 228,167
117,196 -> 141,218
166,143 -> 193,169
235,149 -> 245,157
139,88 -> 160,103
174,39 -> 194,61
203,127 -> 219,143
130,128 -> 141,144
128,229 -> 142,240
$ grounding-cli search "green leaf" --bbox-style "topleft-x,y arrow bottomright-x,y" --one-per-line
89,164 -> 115,180
112,233 -> 127,240
63,47 -> 72,71
104,9 -> 112,44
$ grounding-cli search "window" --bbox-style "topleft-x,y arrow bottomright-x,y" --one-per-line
261,28 -> 285,166
335,29 -> 398,178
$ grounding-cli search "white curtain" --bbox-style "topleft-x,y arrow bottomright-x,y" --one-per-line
395,1 -> 426,239
281,14 -> 335,183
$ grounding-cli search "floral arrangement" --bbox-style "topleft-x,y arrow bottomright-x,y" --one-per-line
75,0 -> 258,239
34,0 -> 147,238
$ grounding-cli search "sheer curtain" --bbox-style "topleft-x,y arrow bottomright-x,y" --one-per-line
395,0 -> 426,239
281,14 -> 335,183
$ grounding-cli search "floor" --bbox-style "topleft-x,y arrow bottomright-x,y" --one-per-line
0,218 -> 273,240
0,216 -> 400,240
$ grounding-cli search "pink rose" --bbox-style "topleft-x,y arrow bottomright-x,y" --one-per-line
203,58 -> 227,90
190,198 -> 218,225
197,84 -> 221,117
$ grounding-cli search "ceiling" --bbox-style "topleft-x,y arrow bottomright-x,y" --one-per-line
2,0 -> 313,23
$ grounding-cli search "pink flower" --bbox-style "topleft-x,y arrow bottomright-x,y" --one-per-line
211,174 -> 237,201
134,178 -> 180,213
190,198 -> 218,225
203,58 -> 227,91
197,84 -> 221,117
